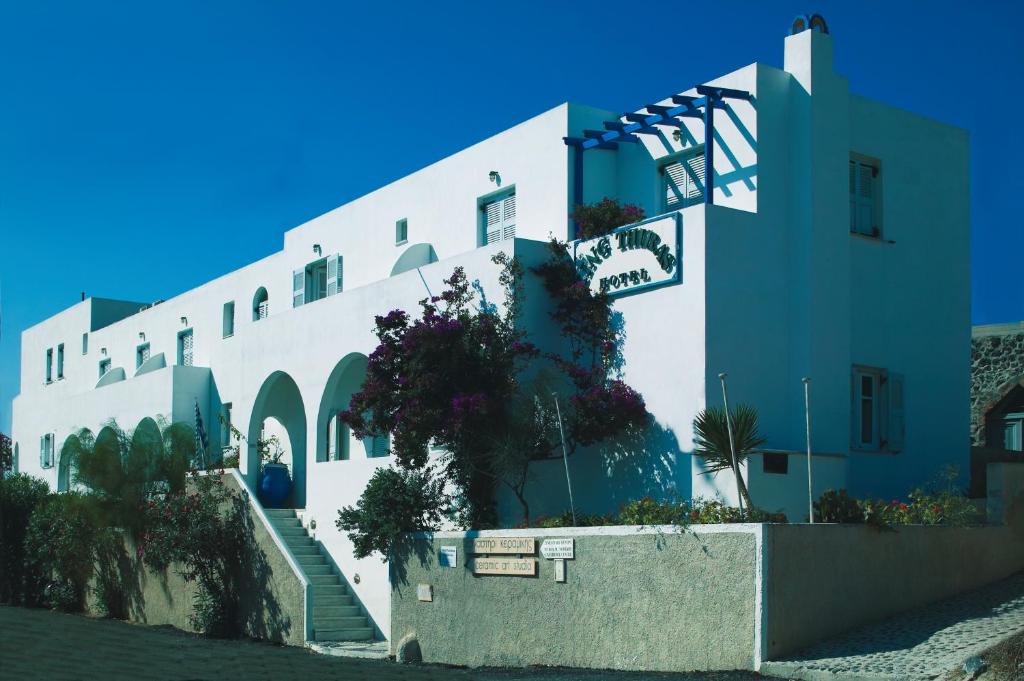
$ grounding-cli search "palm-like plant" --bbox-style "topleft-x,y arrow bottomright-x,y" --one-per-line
693,404 -> 766,511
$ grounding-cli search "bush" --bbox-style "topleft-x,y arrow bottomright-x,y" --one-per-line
25,492 -> 102,612
140,474 -> 246,637
0,474 -> 50,605
572,198 -> 645,240
525,497 -> 786,529
814,489 -> 863,523
526,511 -> 615,529
336,467 -> 448,561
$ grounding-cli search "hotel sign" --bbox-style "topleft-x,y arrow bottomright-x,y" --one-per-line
573,213 -> 682,297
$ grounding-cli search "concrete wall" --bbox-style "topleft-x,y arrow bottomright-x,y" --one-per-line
764,523 -> 1024,659
85,473 -> 307,646
391,525 -> 762,672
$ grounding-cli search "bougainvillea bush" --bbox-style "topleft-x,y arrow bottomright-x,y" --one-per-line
339,225 -> 651,553
140,473 -> 247,637
572,197 -> 645,240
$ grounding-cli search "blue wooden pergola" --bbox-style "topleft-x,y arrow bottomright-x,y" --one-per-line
563,84 -> 752,212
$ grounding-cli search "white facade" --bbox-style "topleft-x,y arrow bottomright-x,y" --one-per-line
9,28 -> 970,641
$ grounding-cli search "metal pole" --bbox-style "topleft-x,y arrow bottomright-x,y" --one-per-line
803,377 -> 814,524
718,373 -> 743,513
552,393 -> 577,526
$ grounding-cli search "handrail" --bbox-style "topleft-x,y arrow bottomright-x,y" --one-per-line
225,468 -> 313,642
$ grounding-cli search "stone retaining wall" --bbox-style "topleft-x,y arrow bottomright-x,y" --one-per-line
971,324 -> 1024,446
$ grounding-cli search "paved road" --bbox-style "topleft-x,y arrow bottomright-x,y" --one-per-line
0,605 -> 760,681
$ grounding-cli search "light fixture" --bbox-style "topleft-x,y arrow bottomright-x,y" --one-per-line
488,170 -> 499,183
180,316 -> 188,326
100,348 -> 107,357
138,332 -> 146,340
673,129 -> 682,143
313,243 -> 322,256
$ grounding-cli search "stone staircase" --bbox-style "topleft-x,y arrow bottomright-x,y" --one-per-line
265,509 -> 374,642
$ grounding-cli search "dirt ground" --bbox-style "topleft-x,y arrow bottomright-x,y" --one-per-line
0,605 -> 762,681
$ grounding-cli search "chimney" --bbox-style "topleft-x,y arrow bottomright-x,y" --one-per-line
784,14 -> 834,94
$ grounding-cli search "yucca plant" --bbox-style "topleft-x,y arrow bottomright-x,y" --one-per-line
693,404 -> 766,511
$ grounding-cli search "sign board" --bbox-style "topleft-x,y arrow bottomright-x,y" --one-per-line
573,213 -> 682,297
471,537 -> 536,555
471,557 -> 537,576
540,538 -> 574,560
554,558 -> 566,583
438,545 -> 458,568
416,584 -> 432,602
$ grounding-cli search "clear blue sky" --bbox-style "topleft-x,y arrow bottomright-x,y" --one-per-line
1,1 -> 1022,433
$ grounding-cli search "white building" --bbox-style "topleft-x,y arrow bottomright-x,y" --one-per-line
9,21 -> 970,643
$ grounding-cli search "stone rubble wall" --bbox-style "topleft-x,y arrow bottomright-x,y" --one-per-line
971,329 -> 1024,445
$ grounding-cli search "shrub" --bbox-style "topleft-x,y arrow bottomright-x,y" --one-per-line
814,489 -> 863,523
336,467 -> 448,561
140,474 -> 247,637
25,492 -> 102,612
572,198 -> 645,240
0,474 -> 50,605
526,511 -> 616,529
619,496 -> 689,526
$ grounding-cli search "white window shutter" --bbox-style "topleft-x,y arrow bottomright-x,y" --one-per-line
40,435 -> 45,468
664,162 -> 687,210
888,372 -> 905,452
327,412 -> 337,460
685,153 -> 706,201
484,201 -> 502,245
502,194 -> 516,240
292,269 -> 305,308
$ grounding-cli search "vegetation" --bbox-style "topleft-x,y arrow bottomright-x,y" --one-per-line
0,474 -> 50,606
571,197 -> 645,240
336,467 -> 448,561
693,404 -> 766,511
339,241 -> 648,550
814,467 -> 982,527
139,473 -> 248,637
24,492 -> 102,611
523,495 -> 786,529
0,432 -> 12,477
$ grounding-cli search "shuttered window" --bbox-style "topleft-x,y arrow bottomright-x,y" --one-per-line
370,432 -> 390,458
136,343 -> 150,369
850,158 -> 880,236
326,254 -> 343,297
662,152 -> 706,211
45,349 -> 53,383
56,344 -> 64,380
851,366 -> 904,452
292,269 -> 305,308
481,193 -> 516,245
39,434 -> 54,469
178,330 -> 194,367
98,358 -> 111,379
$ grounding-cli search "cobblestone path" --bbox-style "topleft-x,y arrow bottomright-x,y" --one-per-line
762,573 -> 1024,680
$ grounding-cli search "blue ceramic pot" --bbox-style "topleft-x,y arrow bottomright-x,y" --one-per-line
259,463 -> 292,508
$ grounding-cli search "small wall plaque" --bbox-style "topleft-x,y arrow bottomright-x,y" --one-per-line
417,584 -> 433,602
554,558 -> 566,583
471,537 -> 536,555
439,545 -> 458,568
471,557 -> 537,576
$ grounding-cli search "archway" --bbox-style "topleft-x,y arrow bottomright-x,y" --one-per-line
316,353 -> 370,462
252,287 -> 269,321
127,417 -> 164,495
248,371 -> 307,507
57,433 -> 80,492
390,243 -> 438,277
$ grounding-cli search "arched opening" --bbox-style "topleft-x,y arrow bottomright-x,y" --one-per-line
252,287 -> 269,321
316,353 -> 373,462
390,243 -> 438,277
127,417 -> 164,497
248,371 -> 307,507
58,433 -> 80,492
987,383 -> 1024,451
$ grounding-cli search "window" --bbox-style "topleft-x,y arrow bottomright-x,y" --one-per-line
326,412 -> 349,461
56,344 -> 64,380
293,255 -> 342,307
45,348 -> 53,383
762,452 -> 788,475
396,218 -> 408,245
253,288 -> 269,321
1003,414 -> 1024,451
220,403 -> 233,450
850,156 -> 881,237
480,192 -> 516,245
178,329 -> 194,367
369,432 -> 390,458
39,434 -> 54,469
851,366 -> 904,452
82,333 -> 88,355
136,343 -> 151,369
223,301 -> 235,338
661,150 -> 706,211
98,358 -> 111,379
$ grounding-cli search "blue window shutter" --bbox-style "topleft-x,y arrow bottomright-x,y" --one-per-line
292,269 -> 305,308
888,372 -> 905,452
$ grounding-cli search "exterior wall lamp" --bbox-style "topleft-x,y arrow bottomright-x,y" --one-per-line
100,348 -> 107,357
313,244 -> 322,256
138,332 -> 145,340
180,317 -> 188,327
488,170 -> 499,183
673,129 -> 682,143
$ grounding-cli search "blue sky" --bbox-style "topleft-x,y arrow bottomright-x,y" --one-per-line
1,1 -> 1022,433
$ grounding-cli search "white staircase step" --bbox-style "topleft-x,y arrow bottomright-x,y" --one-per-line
315,627 -> 373,642
296,554 -> 326,565
314,591 -> 351,604
314,605 -> 360,618
310,574 -> 340,586
265,509 -> 295,518
271,517 -> 302,529
315,616 -> 368,629
303,564 -> 333,576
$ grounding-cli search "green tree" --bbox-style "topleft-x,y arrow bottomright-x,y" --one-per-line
693,404 -> 766,511
0,474 -> 50,605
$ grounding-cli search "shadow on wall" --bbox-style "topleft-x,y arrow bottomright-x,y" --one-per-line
87,491 -> 293,644
596,419 -> 690,505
